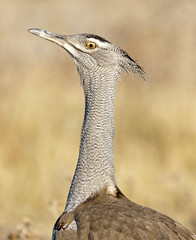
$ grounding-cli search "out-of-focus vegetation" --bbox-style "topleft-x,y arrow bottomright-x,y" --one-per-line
0,0 -> 196,239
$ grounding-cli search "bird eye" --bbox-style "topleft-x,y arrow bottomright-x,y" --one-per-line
86,42 -> 96,49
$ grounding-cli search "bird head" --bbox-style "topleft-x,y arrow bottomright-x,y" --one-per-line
28,29 -> 145,82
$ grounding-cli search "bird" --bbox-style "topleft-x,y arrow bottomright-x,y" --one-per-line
28,28 -> 196,240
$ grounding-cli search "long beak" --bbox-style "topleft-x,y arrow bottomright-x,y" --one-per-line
28,28 -> 68,47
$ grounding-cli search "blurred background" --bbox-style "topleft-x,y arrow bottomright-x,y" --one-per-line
0,0 -> 196,239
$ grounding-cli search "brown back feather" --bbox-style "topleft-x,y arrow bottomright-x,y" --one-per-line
53,188 -> 196,240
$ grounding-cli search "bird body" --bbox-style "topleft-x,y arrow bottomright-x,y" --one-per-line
53,187 -> 195,240
28,29 -> 196,240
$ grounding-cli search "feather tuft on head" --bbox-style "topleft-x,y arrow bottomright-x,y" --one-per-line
120,50 -> 146,81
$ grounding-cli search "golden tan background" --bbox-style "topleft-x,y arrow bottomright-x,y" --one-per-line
0,0 -> 196,239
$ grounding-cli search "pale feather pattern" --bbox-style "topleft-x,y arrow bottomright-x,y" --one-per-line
28,29 -> 196,240
65,64 -> 119,212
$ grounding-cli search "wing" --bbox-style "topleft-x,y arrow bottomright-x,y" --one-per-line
74,194 -> 196,240
52,192 -> 196,240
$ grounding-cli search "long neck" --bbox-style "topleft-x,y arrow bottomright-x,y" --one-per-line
65,67 -> 120,212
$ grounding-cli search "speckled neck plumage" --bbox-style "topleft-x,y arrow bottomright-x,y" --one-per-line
65,66 -> 121,212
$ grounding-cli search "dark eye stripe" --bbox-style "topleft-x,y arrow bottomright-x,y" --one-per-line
82,34 -> 111,43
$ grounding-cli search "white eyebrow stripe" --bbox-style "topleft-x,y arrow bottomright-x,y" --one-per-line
87,38 -> 111,48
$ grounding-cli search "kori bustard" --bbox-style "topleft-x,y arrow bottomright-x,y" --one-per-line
28,28 -> 196,240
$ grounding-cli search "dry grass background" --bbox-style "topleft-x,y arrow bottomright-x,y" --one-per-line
0,0 -> 196,239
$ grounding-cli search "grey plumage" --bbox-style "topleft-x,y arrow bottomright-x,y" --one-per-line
28,28 -> 196,240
